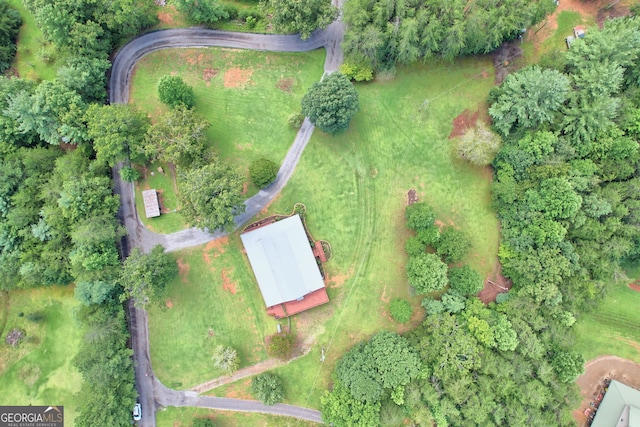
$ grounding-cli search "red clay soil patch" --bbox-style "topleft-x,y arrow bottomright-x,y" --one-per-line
176,257 -> 190,283
203,237 -> 228,266
223,378 -> 253,399
276,78 -> 294,92
449,109 -> 480,139
597,2 -> 631,27
241,182 -> 248,195
628,280 -> 640,293
478,261 -> 512,304
223,68 -> 253,89
574,355 -> 640,425
157,6 -> 178,26
221,269 -> 237,295
202,68 -> 219,85
165,299 -> 173,309
327,269 -> 352,289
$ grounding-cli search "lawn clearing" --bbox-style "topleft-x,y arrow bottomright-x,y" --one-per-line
129,47 -> 325,230
148,234 -> 277,388
202,56 -> 500,409
0,286 -> 82,426
574,275 -> 640,364
156,406 -> 320,427
134,161 -> 187,234
7,0 -> 60,81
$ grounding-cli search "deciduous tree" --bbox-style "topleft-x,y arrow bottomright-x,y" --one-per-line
157,75 -> 196,109
301,72 -> 359,134
251,373 -> 285,405
178,160 -> 245,231
268,0 -> 338,40
119,245 -> 178,308
407,253 -> 448,294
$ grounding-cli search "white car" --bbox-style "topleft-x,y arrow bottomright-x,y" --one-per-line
133,403 -> 142,421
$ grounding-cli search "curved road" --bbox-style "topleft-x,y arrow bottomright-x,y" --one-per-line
110,14 -> 345,427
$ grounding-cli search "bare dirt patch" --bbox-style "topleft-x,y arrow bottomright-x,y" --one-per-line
157,6 -> 179,26
574,355 -> 640,425
276,78 -> 294,92
165,299 -> 173,309
597,1 -> 631,26
203,68 -> 219,85
221,269 -> 237,295
327,269 -> 352,288
492,41 -> 524,84
449,109 -> 480,139
241,182 -> 248,195
223,378 -> 253,399
176,257 -> 190,283
629,280 -> 640,293
478,261 -> 512,304
203,237 -> 228,265
223,68 -> 253,89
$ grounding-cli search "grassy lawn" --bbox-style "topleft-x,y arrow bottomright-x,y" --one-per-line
0,286 -> 82,426
148,234 -> 278,388
130,47 -> 325,230
156,406 -> 320,426
134,161 -> 188,234
574,270 -> 640,364
7,0 -> 60,81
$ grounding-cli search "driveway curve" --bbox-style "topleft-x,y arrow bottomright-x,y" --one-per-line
111,18 -> 345,427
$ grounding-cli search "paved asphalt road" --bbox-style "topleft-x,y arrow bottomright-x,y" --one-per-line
110,16 -> 345,427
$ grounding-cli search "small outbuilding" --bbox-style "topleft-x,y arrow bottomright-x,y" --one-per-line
142,189 -> 161,218
241,214 -> 329,318
591,380 -> 640,427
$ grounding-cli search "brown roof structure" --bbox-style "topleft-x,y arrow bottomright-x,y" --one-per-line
142,189 -> 160,218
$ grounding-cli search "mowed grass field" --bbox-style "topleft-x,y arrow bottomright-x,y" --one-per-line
574,270 -> 640,364
155,55 -> 501,417
156,407 -> 320,427
148,234 -> 277,388
0,286 -> 82,426
129,47 -> 325,174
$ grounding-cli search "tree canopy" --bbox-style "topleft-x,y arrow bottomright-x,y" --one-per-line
178,160 -> 246,231
301,72 -> 359,134
0,1 -> 21,74
406,252 -> 448,294
267,0 -> 338,40
157,75 -> 196,109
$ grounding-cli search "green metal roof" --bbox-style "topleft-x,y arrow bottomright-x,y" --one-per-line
592,380 -> 640,427
240,215 -> 324,308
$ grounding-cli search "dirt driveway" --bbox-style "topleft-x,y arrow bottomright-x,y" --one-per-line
573,355 -> 640,425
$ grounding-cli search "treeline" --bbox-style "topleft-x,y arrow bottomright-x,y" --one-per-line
341,0 -> 556,70
0,0 -> 21,74
0,1 -> 162,425
490,16 -> 640,310
321,16 -> 640,427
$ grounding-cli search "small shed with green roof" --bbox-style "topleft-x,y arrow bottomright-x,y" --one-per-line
592,380 -> 640,427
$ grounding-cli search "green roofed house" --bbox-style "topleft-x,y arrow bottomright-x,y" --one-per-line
591,380 -> 640,427
240,214 -> 329,319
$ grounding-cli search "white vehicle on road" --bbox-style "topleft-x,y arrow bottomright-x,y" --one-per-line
133,403 -> 142,421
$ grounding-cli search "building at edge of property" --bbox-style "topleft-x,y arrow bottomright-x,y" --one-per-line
591,379 -> 640,427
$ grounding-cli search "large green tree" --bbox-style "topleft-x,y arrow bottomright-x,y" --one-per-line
406,252 -> 448,294
172,0 -> 229,26
301,72 -> 359,134
489,66 -> 570,136
86,104 -> 150,166
119,245 -> 179,308
145,105 -> 209,166
178,160 -> 245,231
251,373 -> 285,405
157,75 -> 196,109
268,0 -> 338,40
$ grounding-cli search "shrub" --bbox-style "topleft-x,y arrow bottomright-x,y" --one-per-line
455,121 -> 502,166
421,298 -> 444,315
389,299 -> 413,323
441,290 -> 466,313
448,265 -> 484,296
249,158 -> 278,188
434,227 -> 472,263
417,226 -> 440,246
212,345 -> 239,372
287,112 -> 305,128
405,202 -> 436,230
251,373 -> 284,405
405,236 -> 425,256
340,61 -> 374,82
495,292 -> 510,304
192,418 -> 215,427
406,253 -> 448,294
268,332 -> 295,359
119,167 -> 140,182
157,75 -> 195,109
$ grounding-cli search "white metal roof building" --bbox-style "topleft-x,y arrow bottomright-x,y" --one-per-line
240,215 -> 325,308
142,189 -> 160,218
592,380 -> 640,427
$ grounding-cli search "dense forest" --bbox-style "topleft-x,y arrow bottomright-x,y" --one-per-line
0,1 -> 161,425
341,0 -> 556,71
321,15 -> 640,427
